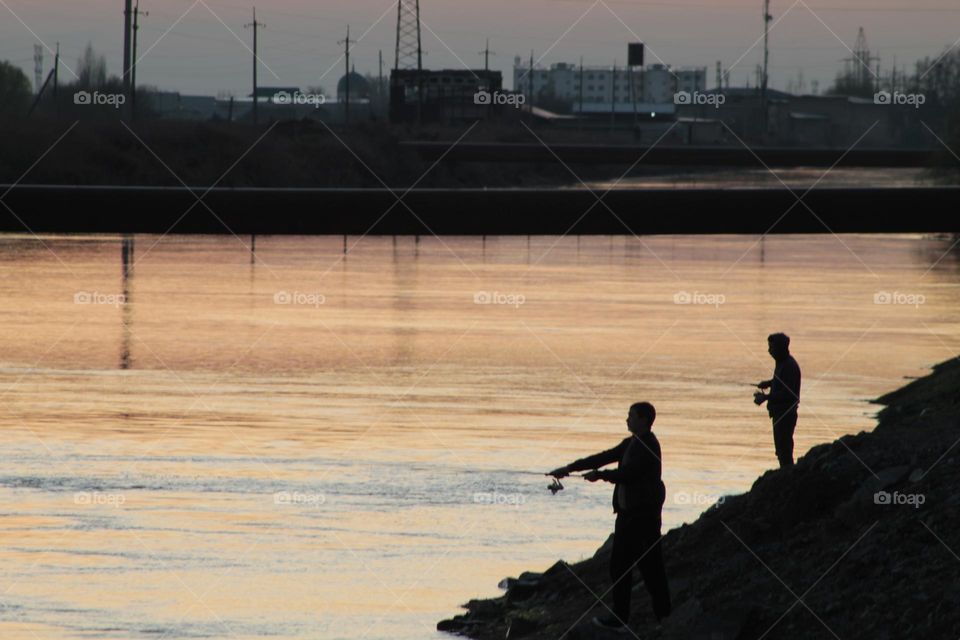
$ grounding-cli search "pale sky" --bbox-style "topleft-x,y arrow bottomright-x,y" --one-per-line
2,0 -> 959,96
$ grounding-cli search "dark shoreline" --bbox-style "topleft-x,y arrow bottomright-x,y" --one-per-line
4,119 -> 957,236
3,184 -> 960,235
438,358 -> 960,639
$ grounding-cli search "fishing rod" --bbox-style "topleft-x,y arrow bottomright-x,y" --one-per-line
678,377 -> 764,388
476,471 -> 589,495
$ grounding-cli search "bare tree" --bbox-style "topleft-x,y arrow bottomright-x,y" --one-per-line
912,48 -> 960,106
77,43 -> 108,89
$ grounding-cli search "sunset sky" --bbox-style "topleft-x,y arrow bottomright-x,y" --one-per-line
2,0 -> 959,96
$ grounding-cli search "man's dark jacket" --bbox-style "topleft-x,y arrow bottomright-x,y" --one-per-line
567,431 -> 665,513
767,354 -> 802,417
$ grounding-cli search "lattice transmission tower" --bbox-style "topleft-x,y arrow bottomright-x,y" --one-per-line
394,0 -> 422,73
845,27 -> 879,91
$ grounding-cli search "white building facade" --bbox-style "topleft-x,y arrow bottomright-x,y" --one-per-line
513,60 -> 706,110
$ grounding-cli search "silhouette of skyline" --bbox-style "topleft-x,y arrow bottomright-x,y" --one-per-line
3,0 -> 960,96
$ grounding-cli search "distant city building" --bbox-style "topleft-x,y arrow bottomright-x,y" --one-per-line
512,59 -> 706,110
673,87 -> 940,147
151,92 -> 222,120
389,68 -> 505,124
253,86 -> 301,100
150,89 -> 359,125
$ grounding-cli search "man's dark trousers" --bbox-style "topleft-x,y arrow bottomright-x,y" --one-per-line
772,409 -> 798,468
609,508 -> 671,625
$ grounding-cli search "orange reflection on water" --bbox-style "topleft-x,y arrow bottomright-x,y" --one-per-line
0,233 -> 957,639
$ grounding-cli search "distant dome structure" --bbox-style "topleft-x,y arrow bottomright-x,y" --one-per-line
337,70 -> 370,102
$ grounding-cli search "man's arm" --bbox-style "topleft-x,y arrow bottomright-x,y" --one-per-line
549,439 -> 627,477
594,436 -> 659,483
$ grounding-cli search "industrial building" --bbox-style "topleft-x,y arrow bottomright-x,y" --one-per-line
389,68 -> 505,124
512,60 -> 707,112
673,87 -> 943,147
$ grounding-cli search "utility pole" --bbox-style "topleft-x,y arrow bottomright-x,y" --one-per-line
131,0 -> 147,118
339,25 -> 352,125
479,38 -> 495,72
123,0 -> 133,101
54,42 -> 60,115
578,56 -> 584,119
528,50 -> 534,110
761,0 -> 772,140
611,60 -> 617,132
244,8 -> 265,125
627,43 -> 643,130
378,49 -> 384,116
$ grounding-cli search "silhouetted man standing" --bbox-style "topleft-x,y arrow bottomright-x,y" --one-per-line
548,402 -> 671,633
754,333 -> 802,468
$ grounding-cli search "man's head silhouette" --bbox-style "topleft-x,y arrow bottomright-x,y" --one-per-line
767,333 -> 790,361
627,402 -> 656,435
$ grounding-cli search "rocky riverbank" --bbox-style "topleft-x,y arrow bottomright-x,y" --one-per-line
438,358 -> 960,639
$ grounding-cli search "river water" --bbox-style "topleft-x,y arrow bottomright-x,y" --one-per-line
0,232 -> 957,639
